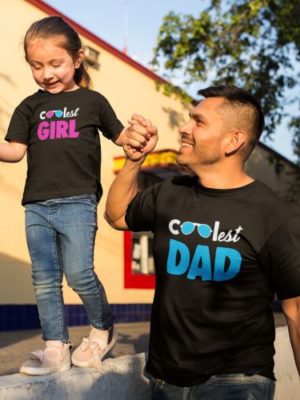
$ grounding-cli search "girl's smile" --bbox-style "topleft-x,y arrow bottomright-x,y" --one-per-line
26,36 -> 83,94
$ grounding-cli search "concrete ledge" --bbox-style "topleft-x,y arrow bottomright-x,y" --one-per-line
0,353 -> 150,400
0,327 -> 299,400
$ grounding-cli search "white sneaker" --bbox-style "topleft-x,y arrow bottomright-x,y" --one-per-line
72,327 -> 118,370
19,341 -> 71,375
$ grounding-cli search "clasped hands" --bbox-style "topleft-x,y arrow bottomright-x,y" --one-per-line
123,114 -> 158,161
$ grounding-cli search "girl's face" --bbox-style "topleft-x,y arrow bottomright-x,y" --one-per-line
26,35 -> 84,94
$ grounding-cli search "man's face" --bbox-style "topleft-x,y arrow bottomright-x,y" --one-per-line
177,97 -> 230,170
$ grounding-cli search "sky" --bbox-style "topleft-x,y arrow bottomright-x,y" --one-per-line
43,0 -> 296,162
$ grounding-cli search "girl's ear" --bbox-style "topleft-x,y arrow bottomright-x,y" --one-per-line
225,129 -> 247,156
74,48 -> 85,69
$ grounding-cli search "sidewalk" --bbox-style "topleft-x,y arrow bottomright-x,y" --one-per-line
0,313 -> 286,376
0,322 -> 150,376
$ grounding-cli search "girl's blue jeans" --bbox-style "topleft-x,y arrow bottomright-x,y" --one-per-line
25,194 -> 113,342
149,373 -> 275,400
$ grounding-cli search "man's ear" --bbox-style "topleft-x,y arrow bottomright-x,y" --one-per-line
225,129 -> 247,156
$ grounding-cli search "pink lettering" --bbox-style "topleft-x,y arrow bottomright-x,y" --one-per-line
46,110 -> 54,118
36,119 -> 80,140
50,121 -> 56,139
56,121 -> 69,139
37,121 -> 50,140
68,119 -> 80,138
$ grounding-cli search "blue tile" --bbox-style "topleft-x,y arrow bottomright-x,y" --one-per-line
0,303 -> 152,330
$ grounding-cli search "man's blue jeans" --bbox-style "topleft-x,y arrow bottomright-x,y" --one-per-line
25,194 -> 113,342
149,373 -> 275,400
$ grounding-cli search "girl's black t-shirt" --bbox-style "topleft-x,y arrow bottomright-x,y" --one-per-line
126,175 -> 300,386
6,88 -> 124,204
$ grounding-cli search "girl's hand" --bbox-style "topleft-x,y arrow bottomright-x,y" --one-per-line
0,141 -> 27,162
123,114 -> 158,162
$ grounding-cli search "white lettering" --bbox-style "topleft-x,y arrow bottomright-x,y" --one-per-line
169,219 -> 181,235
40,111 -> 47,120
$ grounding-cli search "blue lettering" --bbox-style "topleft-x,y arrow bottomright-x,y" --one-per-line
166,240 -> 242,282
187,245 -> 212,280
167,239 -> 190,275
213,247 -> 242,281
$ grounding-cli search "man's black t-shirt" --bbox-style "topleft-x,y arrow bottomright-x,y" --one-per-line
5,88 -> 124,204
125,175 -> 300,386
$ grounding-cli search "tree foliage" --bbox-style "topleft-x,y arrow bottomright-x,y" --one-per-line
152,0 -> 300,161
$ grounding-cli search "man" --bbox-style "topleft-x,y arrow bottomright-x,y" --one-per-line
105,86 -> 300,399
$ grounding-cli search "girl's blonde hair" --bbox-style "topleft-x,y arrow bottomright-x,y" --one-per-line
24,16 -> 91,89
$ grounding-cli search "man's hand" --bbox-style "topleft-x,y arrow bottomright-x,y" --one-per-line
123,114 -> 158,162
105,115 -> 158,229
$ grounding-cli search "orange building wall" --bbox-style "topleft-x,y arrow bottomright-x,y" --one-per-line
0,0 -> 298,312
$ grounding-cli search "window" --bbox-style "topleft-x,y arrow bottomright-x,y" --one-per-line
84,46 -> 100,69
124,231 -> 155,289
124,172 -> 159,289
132,232 -> 154,275
114,150 -> 183,289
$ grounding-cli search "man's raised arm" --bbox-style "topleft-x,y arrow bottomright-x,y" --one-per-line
104,115 -> 158,230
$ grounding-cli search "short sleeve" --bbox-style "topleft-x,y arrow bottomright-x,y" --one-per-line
98,96 -> 124,140
125,182 -> 162,232
5,100 -> 31,144
259,216 -> 300,300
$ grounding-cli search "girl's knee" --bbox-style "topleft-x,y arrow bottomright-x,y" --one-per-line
65,268 -> 96,291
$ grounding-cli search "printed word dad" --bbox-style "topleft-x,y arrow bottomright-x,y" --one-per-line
167,239 -> 242,281
37,119 -> 79,141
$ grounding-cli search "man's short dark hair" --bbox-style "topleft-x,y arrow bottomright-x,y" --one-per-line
198,86 -> 265,149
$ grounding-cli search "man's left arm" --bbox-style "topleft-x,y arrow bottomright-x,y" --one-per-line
281,296 -> 300,375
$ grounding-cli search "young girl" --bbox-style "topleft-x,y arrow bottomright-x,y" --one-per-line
0,16 -> 147,375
